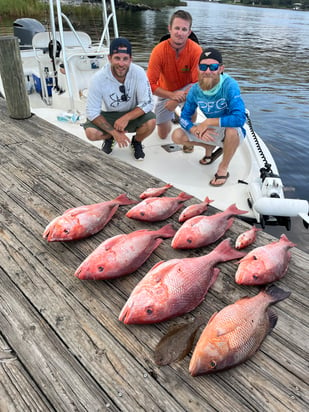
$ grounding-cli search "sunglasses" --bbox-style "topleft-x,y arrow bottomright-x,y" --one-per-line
199,63 -> 220,72
119,85 -> 128,101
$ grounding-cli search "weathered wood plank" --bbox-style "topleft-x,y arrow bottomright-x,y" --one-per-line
0,334 -> 54,412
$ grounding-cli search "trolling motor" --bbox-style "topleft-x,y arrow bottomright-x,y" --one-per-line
245,113 -> 309,229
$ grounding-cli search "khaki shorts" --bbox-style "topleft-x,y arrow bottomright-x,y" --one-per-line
155,84 -> 195,125
184,126 -> 245,147
83,110 -> 156,132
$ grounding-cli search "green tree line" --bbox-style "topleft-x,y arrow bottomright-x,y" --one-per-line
0,0 -> 307,18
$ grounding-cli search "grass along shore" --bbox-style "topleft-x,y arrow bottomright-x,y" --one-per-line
0,0 -> 185,19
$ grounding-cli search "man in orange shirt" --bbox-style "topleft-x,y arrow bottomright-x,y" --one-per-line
147,10 -> 202,150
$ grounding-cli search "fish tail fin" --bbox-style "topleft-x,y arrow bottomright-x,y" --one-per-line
265,284 -> 291,304
226,203 -> 248,216
178,192 -> 193,201
279,234 -> 297,248
115,193 -> 138,205
204,196 -> 214,204
213,238 -> 246,261
156,223 -> 176,238
267,308 -> 278,332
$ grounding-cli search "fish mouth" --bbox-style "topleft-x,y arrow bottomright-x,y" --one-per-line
118,305 -> 130,324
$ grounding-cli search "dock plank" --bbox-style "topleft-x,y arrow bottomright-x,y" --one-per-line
0,99 -> 308,411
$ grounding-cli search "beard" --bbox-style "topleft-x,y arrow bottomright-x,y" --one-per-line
198,75 -> 219,91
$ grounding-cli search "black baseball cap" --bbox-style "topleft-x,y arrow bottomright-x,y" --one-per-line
109,37 -> 132,56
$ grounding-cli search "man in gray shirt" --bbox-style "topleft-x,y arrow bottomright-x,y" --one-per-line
84,37 -> 156,160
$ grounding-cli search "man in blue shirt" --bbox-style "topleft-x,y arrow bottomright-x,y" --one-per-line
172,48 -> 246,186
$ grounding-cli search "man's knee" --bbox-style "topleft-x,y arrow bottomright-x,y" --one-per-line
172,127 -> 186,144
224,128 -> 240,144
85,127 -> 107,142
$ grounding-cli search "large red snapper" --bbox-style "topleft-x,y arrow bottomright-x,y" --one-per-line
235,234 -> 296,285
118,238 -> 245,324
171,203 -> 247,249
43,194 -> 137,242
178,196 -> 214,223
139,184 -> 173,199
189,285 -> 291,376
125,192 -> 193,222
74,224 -> 176,280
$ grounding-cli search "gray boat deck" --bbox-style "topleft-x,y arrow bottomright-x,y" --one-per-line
0,99 -> 308,412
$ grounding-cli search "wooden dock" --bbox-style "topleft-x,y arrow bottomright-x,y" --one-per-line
0,99 -> 308,412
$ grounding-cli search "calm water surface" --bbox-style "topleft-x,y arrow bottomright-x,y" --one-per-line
1,2 -> 308,251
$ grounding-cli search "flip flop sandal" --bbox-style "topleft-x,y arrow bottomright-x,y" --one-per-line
209,172 -> 230,187
183,145 -> 194,153
199,147 -> 223,165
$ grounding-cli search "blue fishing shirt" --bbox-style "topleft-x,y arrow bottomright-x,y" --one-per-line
180,74 -> 246,136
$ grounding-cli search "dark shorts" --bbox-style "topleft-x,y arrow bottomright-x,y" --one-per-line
83,110 -> 156,132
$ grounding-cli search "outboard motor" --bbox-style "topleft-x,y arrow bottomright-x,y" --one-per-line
13,18 -> 45,49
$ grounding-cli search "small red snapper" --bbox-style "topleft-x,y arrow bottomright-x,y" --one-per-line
178,196 -> 214,223
43,194 -> 137,242
235,226 -> 262,249
125,192 -> 193,222
118,238 -> 245,324
139,184 -> 173,199
189,285 -> 290,376
172,204 -> 247,249
235,234 -> 296,285
74,223 -> 176,280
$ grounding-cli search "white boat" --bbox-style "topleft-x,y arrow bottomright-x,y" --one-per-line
0,0 -> 308,229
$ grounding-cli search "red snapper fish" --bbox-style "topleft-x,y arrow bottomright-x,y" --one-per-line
125,192 -> 193,222
235,234 -> 296,285
139,184 -> 173,199
172,203 -> 247,249
189,285 -> 291,376
74,223 -> 176,280
118,238 -> 245,324
43,194 -> 137,242
235,226 -> 261,249
178,196 -> 214,223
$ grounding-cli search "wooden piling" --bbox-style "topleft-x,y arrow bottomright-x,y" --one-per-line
0,36 -> 31,119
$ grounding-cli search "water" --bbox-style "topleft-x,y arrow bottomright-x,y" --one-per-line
1,2 -> 309,252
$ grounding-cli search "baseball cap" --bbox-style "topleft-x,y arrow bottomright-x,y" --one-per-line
199,48 -> 223,64
109,37 -> 132,56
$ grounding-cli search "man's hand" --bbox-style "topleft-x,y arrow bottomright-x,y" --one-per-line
114,115 -> 129,132
112,130 -> 131,148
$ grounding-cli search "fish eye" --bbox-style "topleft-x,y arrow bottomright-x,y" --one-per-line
98,266 -> 104,272
253,274 -> 259,280
253,255 -> 258,260
209,360 -> 217,369
187,238 -> 192,244
146,307 -> 153,315
64,229 -> 70,234
140,212 -> 145,216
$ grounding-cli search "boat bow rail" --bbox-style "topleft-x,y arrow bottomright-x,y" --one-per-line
27,0 -> 118,111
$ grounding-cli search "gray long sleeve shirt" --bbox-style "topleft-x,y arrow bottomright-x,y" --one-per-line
86,62 -> 154,121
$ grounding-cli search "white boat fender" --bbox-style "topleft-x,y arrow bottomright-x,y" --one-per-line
254,198 -> 309,223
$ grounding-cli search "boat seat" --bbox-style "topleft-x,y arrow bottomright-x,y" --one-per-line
66,54 -> 108,100
32,31 -> 92,50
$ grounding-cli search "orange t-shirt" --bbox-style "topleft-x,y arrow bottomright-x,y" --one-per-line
147,39 -> 202,93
